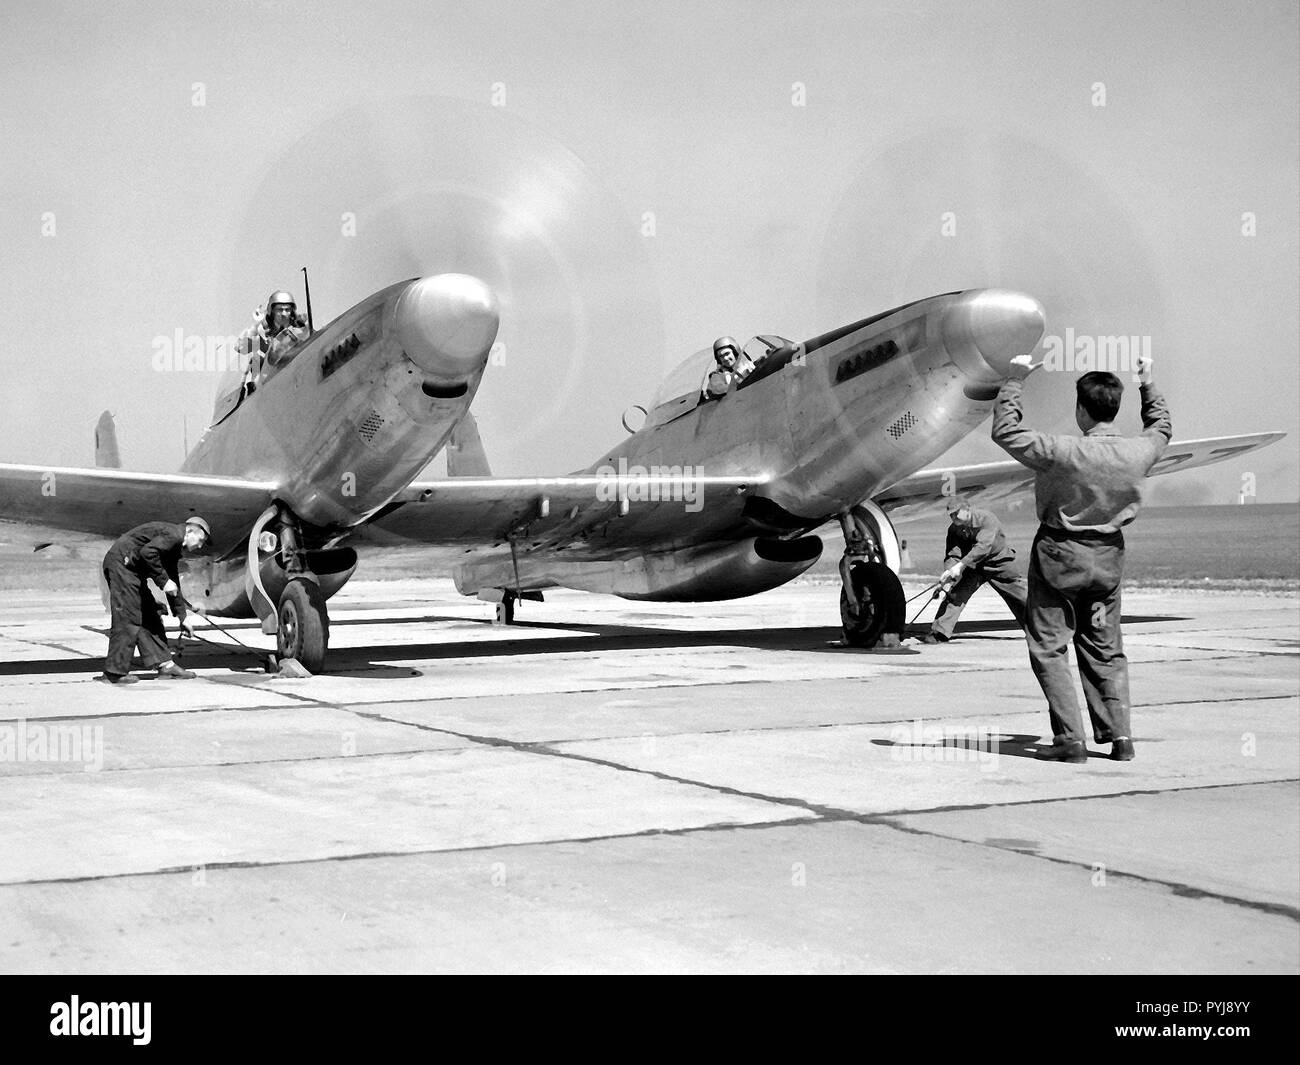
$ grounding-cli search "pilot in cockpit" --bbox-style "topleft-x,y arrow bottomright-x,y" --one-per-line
237,290 -> 309,394
701,336 -> 752,400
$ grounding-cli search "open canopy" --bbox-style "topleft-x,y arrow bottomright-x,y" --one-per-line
647,334 -> 793,426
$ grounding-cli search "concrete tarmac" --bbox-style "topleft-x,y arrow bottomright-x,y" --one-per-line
0,578 -> 1296,973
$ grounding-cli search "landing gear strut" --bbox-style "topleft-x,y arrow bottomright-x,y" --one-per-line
840,560 -> 906,648
243,504 -> 348,674
494,592 -> 516,626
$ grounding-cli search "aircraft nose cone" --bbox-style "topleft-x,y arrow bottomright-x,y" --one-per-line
393,274 -> 500,381
942,290 -> 1046,381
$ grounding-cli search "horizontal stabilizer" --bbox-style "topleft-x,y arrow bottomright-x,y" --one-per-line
447,411 -> 492,477
94,411 -> 121,469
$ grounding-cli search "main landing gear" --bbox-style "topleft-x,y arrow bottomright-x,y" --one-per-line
245,504 -> 350,674
494,592 -> 516,626
840,560 -> 906,648
487,588 -> 543,626
276,578 -> 329,673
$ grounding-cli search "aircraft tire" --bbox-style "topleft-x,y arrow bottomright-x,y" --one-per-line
277,578 -> 329,673
840,561 -> 906,648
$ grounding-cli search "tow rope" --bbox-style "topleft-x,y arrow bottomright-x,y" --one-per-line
905,580 -> 941,604
908,583 -> 949,628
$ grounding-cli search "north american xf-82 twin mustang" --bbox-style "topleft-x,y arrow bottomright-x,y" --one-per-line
0,274 -> 1283,671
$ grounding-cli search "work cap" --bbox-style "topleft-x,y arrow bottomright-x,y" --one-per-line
945,495 -> 971,514
185,515 -> 212,538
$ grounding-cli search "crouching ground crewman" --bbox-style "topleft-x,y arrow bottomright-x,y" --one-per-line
992,354 -> 1171,763
98,516 -> 211,685
919,496 -> 1027,643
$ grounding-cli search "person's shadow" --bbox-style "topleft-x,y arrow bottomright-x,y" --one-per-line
872,731 -> 1061,760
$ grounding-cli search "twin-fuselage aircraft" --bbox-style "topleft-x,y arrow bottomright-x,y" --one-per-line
0,274 -> 1283,671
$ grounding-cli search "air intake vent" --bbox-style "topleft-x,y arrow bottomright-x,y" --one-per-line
886,411 -> 919,440
357,410 -> 385,443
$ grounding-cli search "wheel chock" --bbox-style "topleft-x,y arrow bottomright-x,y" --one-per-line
275,657 -> 313,678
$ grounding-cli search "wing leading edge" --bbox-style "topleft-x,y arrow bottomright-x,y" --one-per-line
361,473 -> 769,547
0,463 -> 278,548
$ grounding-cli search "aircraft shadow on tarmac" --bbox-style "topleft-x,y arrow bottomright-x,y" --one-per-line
910,615 -> 1185,637
0,612 -> 1188,678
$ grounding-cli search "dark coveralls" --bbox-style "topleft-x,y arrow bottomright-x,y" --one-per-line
992,379 -> 1172,744
930,508 -> 1028,639
102,523 -> 188,677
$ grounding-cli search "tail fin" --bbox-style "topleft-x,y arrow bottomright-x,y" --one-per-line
94,411 -> 121,468
447,411 -> 492,477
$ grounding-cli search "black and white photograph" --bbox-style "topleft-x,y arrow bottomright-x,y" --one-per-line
0,0 -> 1296,999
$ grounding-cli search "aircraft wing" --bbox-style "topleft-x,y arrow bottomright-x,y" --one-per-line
361,473 -> 768,546
874,431 -> 1287,521
0,463 -> 278,549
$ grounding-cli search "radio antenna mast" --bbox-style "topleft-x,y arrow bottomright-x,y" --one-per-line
300,266 -> 315,334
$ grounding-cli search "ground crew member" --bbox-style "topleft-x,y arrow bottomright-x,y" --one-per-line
238,290 -> 308,393
993,354 -> 1170,763
98,517 -> 211,685
918,496 -> 1028,643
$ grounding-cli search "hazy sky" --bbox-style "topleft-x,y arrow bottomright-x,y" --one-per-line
2,0 -> 1297,503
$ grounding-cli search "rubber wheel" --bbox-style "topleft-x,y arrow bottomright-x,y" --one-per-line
277,578 -> 328,673
840,561 -> 906,647
495,594 -> 516,625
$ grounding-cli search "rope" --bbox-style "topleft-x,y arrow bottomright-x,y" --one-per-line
175,597 -> 266,656
195,615 -> 261,652
181,629 -> 256,654
905,581 -> 941,604
908,587 -> 947,628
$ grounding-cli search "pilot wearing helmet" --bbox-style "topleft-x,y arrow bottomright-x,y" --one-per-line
237,290 -> 309,393
701,336 -> 752,400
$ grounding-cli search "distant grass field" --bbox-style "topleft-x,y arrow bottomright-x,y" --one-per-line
1,504 -> 1296,596
886,503 -> 1300,588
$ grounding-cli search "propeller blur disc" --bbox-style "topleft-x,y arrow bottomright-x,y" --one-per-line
221,95 -> 663,473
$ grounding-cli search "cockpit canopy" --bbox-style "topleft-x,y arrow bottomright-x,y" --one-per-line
647,334 -> 793,426
210,365 -> 247,426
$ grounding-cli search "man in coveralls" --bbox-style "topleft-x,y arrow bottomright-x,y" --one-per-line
919,495 -> 1028,643
992,353 -> 1170,762
98,516 -> 211,685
